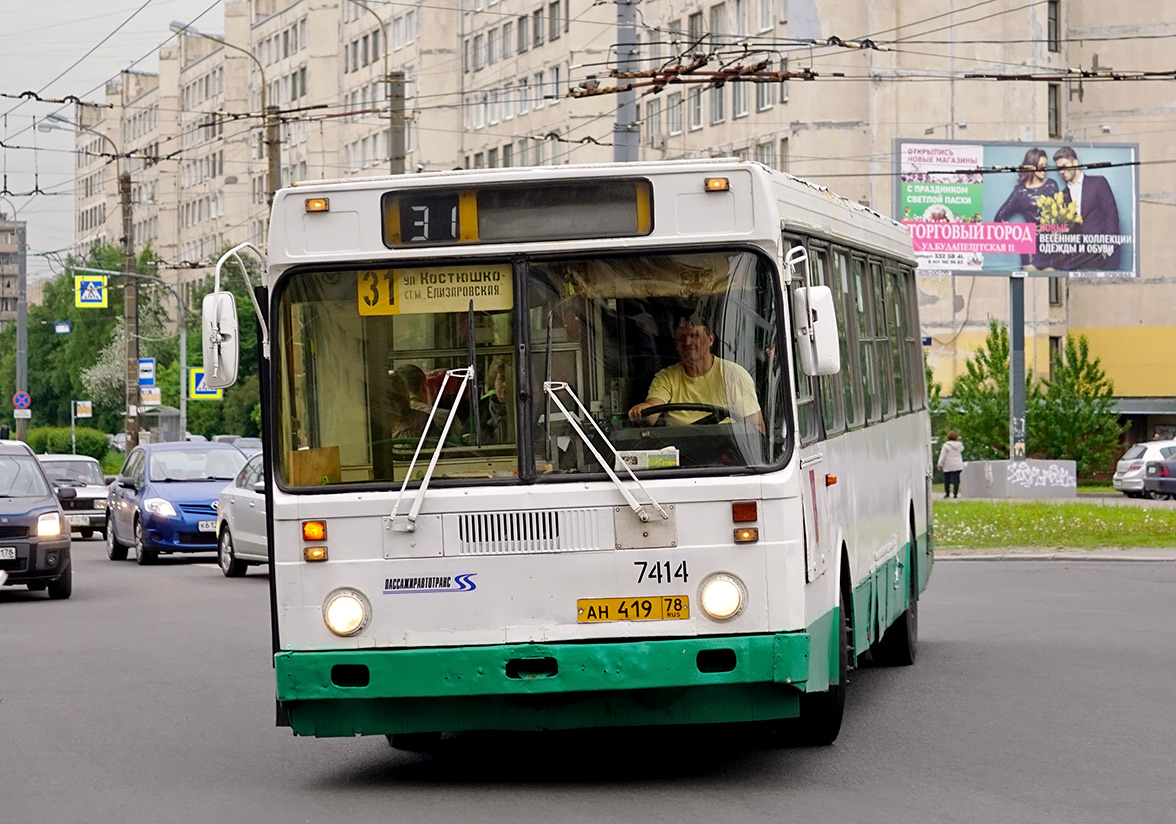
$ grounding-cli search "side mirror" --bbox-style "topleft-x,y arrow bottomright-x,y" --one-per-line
202,291 -> 240,390
792,285 -> 841,376
55,486 -> 78,500
251,481 -> 266,494
104,475 -> 117,485
117,478 -> 137,490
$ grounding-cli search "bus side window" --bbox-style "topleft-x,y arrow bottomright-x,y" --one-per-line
787,278 -> 819,445
853,257 -> 878,423
903,268 -> 927,410
811,246 -> 845,437
886,267 -> 909,414
870,261 -> 893,419
832,249 -> 862,429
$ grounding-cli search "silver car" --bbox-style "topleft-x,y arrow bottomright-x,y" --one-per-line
37,454 -> 110,540
215,453 -> 267,577
1113,440 -> 1176,498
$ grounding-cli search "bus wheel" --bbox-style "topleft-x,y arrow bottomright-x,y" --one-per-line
794,589 -> 847,746
872,540 -> 918,667
387,732 -> 442,753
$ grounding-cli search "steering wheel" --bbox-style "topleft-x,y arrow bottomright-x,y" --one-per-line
640,403 -> 741,426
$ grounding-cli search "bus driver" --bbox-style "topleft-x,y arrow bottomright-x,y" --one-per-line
627,316 -> 764,432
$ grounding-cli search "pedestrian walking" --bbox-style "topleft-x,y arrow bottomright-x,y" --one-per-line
937,430 -> 965,499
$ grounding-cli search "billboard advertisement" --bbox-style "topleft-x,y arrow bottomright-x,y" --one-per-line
895,139 -> 1139,276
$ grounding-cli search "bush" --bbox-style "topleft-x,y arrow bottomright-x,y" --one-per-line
27,426 -> 111,460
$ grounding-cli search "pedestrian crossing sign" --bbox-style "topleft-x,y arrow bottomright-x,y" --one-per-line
75,275 -> 107,308
190,368 -> 223,400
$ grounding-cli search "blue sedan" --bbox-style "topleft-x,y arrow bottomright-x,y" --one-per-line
106,442 -> 246,565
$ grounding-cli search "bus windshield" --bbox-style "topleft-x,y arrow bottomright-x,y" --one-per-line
274,250 -> 788,488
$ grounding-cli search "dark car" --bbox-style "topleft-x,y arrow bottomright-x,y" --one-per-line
0,440 -> 75,598
105,442 -> 246,565
1143,459 -> 1176,500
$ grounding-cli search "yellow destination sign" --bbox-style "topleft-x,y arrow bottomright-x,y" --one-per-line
357,264 -> 513,316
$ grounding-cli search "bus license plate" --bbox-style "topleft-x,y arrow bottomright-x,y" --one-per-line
198,520 -> 217,532
0,547 -> 16,560
577,596 -> 690,623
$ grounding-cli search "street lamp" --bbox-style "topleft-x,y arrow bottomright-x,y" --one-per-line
40,112 -> 141,451
924,122 -> 968,136
169,21 -> 281,204
346,0 -> 400,175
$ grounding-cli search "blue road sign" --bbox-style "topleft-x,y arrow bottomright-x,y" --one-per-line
189,369 -> 223,400
75,275 -> 107,308
138,358 -> 156,386
54,321 -> 71,334
13,392 -> 31,410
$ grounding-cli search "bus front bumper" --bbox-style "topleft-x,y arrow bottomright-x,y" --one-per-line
274,630 -> 824,737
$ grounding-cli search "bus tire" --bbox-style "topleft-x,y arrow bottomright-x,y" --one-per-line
872,532 -> 918,667
387,732 -> 442,753
794,588 -> 847,746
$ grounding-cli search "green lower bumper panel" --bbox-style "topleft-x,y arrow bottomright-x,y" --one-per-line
276,631 -> 817,737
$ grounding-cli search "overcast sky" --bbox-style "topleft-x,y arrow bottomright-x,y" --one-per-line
0,1 -> 225,279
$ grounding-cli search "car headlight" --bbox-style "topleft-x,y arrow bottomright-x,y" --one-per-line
37,512 -> 63,537
144,497 -> 178,518
323,588 -> 370,637
699,574 -> 746,620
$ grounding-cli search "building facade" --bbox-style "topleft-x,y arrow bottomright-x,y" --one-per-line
63,0 -> 1176,436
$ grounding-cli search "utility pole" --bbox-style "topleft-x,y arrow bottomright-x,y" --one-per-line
266,104 -> 282,205
15,220 -> 27,441
120,171 -> 139,450
390,72 -> 406,174
613,0 -> 639,161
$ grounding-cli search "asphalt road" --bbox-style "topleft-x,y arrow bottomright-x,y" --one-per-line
3,541 -> 1174,824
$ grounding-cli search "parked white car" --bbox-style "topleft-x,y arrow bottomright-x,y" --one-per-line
37,454 -> 110,540
215,453 -> 267,577
1113,439 -> 1176,498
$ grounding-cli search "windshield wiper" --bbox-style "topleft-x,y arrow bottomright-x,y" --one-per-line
543,381 -> 668,523
389,366 -> 473,532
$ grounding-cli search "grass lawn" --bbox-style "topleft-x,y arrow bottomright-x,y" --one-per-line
934,499 -> 1176,550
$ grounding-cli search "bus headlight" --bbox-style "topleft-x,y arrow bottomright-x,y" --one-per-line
323,588 -> 370,636
699,574 -> 745,620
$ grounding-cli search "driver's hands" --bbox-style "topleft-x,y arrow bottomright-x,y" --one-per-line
628,401 -> 655,422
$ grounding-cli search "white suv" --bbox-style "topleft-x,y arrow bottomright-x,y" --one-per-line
1113,439 -> 1176,498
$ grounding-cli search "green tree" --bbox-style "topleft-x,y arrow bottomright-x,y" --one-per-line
1028,334 -> 1126,480
943,319 -> 1016,461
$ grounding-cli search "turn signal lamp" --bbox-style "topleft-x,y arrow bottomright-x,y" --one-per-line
302,521 -> 327,541
731,501 -> 757,522
305,197 -> 330,212
733,527 -> 759,544
304,546 -> 328,562
704,177 -> 730,192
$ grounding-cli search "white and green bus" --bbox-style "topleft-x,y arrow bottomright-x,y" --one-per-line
204,159 -> 932,748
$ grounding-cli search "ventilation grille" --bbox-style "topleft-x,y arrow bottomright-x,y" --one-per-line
453,509 -> 605,555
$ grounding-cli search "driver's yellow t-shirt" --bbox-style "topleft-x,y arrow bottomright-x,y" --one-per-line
646,358 -> 761,426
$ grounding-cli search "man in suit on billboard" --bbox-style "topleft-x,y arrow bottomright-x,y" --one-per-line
1053,146 -> 1122,271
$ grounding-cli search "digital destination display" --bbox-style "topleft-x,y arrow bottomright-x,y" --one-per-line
382,179 -> 652,247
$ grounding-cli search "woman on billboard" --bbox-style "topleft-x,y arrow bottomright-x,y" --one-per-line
994,147 -> 1059,270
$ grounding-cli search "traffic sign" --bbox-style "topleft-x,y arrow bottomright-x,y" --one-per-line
12,392 -> 31,410
54,321 -> 71,334
75,275 -> 107,308
13,409 -> 31,420
138,358 -> 156,386
75,400 -> 93,418
189,368 -> 223,400
140,386 -> 161,407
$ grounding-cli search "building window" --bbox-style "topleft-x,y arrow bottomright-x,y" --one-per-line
757,0 -> 772,31
646,97 -> 661,142
502,143 -> 513,167
1047,1 -> 1060,53
1049,276 -> 1063,306
756,141 -> 774,166
533,9 -> 544,47
667,92 -> 683,134
549,2 -> 561,40
778,136 -> 789,171
779,57 -> 789,103
688,88 -> 703,129
518,77 -> 529,114
710,83 -> 725,123
503,22 -> 514,57
518,16 -> 528,52
688,12 -> 704,45
1048,83 -> 1061,138
1049,335 -> 1063,378
733,79 -> 748,117
756,75 -> 773,111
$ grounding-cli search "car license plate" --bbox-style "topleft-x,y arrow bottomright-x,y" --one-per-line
0,547 -> 16,560
198,520 -> 217,532
577,596 -> 690,623
67,515 -> 89,526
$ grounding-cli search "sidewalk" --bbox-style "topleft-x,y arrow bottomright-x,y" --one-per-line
936,547 -> 1176,562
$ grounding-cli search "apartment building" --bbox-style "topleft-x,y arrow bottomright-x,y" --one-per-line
0,215 -> 25,330
64,0 -> 1175,433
